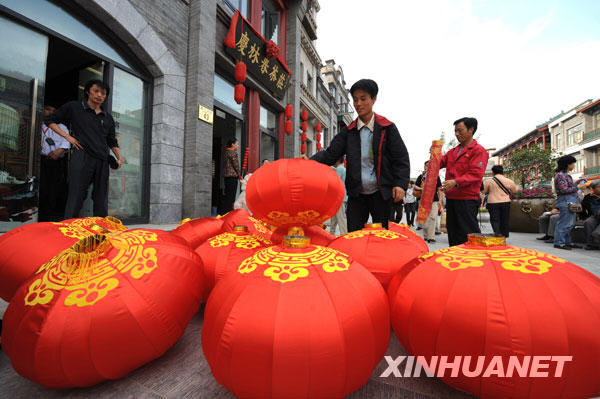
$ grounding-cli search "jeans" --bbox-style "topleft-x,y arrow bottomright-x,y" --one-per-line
554,195 -> 577,246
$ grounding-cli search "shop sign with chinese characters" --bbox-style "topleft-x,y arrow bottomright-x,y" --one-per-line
224,10 -> 291,100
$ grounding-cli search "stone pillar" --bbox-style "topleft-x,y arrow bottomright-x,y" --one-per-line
284,1 -> 303,159
182,0 -> 217,218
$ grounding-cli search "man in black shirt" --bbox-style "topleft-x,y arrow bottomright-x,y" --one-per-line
48,79 -> 122,219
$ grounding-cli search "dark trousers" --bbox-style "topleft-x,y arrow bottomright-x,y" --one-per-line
405,202 -> 417,226
64,150 -> 109,219
487,202 -> 511,237
347,192 -> 392,232
39,156 -> 68,222
222,177 -> 238,214
389,201 -> 404,224
446,198 -> 480,246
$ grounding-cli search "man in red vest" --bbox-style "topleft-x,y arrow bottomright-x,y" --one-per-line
440,117 -> 488,246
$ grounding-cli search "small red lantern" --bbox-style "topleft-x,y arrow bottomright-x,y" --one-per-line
316,142 -> 322,151
266,40 -> 279,59
234,61 -> 247,83
300,143 -> 307,154
1,230 -> 204,388
271,225 -> 335,246
285,104 -> 293,119
316,123 -> 322,132
202,237 -> 390,398
234,84 -> 245,104
284,120 -> 293,134
301,109 -> 308,121
328,223 -> 428,290
219,209 -> 273,240
300,132 -> 307,142
301,121 -> 307,132
388,234 -> 600,399
171,217 -> 224,250
0,217 -> 127,302
246,159 -> 344,228
196,225 -> 272,298
316,132 -> 322,142
388,222 -> 429,254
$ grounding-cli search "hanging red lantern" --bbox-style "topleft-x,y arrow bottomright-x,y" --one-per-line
328,223 -> 428,290
316,132 -> 322,142
196,225 -> 272,298
284,120 -> 292,134
300,132 -> 307,142
301,121 -> 307,132
388,222 -> 429,254
234,61 -> 247,83
316,142 -> 322,151
202,237 -> 390,398
234,84 -> 245,104
0,217 -> 127,302
300,143 -> 307,154
316,123 -> 322,132
270,225 -> 335,246
219,209 -> 273,240
388,234 -> 600,399
246,159 -> 344,228
301,109 -> 308,121
285,104 -> 293,119
170,217 -> 224,250
1,229 -> 204,388
266,40 -> 279,59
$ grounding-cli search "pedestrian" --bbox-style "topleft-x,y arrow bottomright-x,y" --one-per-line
47,79 -> 122,219
404,181 -> 417,226
582,179 -> 600,250
415,160 -> 443,243
309,79 -> 410,231
222,138 -> 240,214
330,157 -> 348,235
482,165 -> 517,237
553,155 -> 585,250
439,117 -> 488,246
39,104 -> 71,222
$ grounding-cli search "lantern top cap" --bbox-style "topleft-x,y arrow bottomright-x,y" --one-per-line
282,236 -> 311,248
232,225 -> 249,233
364,223 -> 383,229
467,233 -> 506,247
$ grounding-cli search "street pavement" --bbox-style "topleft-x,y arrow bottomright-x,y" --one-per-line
1,220 -> 598,398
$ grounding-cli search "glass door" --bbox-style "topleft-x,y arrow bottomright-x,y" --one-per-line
0,15 -> 48,231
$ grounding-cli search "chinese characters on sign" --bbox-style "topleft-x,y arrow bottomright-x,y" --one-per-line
224,10 -> 291,100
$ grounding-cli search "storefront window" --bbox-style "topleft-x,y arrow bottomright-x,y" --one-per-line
108,67 -> 146,218
567,124 -> 583,146
219,0 -> 248,17
214,74 -> 243,115
260,106 -> 276,132
260,105 -> 277,161
262,0 -> 280,46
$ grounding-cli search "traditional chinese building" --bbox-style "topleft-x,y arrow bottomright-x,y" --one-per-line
321,59 -> 354,132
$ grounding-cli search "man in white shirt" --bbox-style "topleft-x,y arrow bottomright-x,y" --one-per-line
39,105 -> 71,221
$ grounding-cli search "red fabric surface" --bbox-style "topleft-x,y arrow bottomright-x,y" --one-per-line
271,225 -> 335,246
245,159 -> 345,228
417,140 -> 443,224
202,243 -> 390,398
234,62 -> 247,82
329,226 -> 428,290
1,229 -> 204,388
285,104 -> 293,119
284,120 -> 292,134
219,209 -> 273,240
234,84 -> 245,104
439,139 -> 489,200
170,217 -> 224,250
388,240 -> 600,399
388,222 -> 429,254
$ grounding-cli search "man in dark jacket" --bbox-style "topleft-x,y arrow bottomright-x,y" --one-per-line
310,79 -> 410,231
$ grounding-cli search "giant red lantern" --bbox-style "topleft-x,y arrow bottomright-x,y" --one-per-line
196,225 -> 272,297
388,221 -> 429,254
246,159 -> 345,228
328,223 -> 428,290
171,217 -> 224,249
202,236 -> 390,398
1,229 -> 204,388
219,209 -> 273,240
0,217 -> 127,302
271,225 -> 335,246
388,234 -> 600,399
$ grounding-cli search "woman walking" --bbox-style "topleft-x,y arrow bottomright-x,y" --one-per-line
553,155 -> 584,250
482,165 -> 517,237
222,138 -> 240,214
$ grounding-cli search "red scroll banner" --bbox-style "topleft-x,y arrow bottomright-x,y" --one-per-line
416,140 -> 444,224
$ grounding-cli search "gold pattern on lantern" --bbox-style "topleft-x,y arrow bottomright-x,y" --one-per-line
208,232 -> 272,249
249,216 -> 271,234
53,217 -> 127,239
343,229 -> 405,240
24,230 -> 159,307
431,247 -> 565,274
238,246 -> 350,283
265,210 -> 322,225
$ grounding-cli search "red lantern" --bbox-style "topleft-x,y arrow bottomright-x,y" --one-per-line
271,225 -> 335,246
301,143 -> 307,154
301,121 -> 307,132
316,142 -> 322,151
388,222 -> 429,254
234,61 -> 247,83
234,84 -> 245,104
246,159 -> 345,228
1,229 -> 204,388
266,40 -> 279,59
316,132 -> 322,142
285,104 -> 293,119
219,209 -> 273,240
196,225 -> 272,298
316,123 -> 322,132
388,234 -> 600,399
0,217 -> 127,302
170,217 -> 224,250
202,237 -> 390,398
300,132 -> 307,142
284,120 -> 292,134
301,109 -> 308,121
328,223 -> 428,290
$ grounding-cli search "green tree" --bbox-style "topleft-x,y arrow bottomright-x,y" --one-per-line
505,146 -> 559,188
